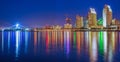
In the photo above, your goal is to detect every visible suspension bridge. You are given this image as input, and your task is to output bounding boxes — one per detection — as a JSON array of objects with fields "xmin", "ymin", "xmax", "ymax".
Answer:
[{"xmin": 0, "ymin": 24, "xmax": 31, "ymax": 31}]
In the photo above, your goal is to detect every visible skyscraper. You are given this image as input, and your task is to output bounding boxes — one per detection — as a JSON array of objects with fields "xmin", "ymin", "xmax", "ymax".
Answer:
[
  {"xmin": 76, "ymin": 15, "xmax": 83, "ymax": 28},
  {"xmin": 88, "ymin": 8, "xmax": 97, "ymax": 27},
  {"xmin": 103, "ymin": 4, "xmax": 112, "ymax": 27}
]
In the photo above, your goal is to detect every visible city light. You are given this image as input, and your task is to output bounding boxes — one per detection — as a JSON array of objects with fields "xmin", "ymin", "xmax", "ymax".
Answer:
[
  {"xmin": 0, "ymin": 4, "xmax": 119, "ymax": 31},
  {"xmin": 0, "ymin": 0, "xmax": 120, "ymax": 61},
  {"xmin": 16, "ymin": 24, "xmax": 19, "ymax": 28}
]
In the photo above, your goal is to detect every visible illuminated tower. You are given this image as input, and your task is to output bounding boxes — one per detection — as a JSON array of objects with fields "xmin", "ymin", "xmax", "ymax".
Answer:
[
  {"xmin": 76, "ymin": 15, "xmax": 83, "ymax": 28},
  {"xmin": 103, "ymin": 4, "xmax": 112, "ymax": 27},
  {"xmin": 64, "ymin": 17, "xmax": 72, "ymax": 28},
  {"xmin": 88, "ymin": 8, "xmax": 97, "ymax": 27}
]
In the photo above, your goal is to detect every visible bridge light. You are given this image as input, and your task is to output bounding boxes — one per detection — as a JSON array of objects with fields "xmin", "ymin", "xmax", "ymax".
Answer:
[
  {"xmin": 16, "ymin": 24, "xmax": 19, "ymax": 28},
  {"xmin": 25, "ymin": 28, "xmax": 30, "ymax": 31}
]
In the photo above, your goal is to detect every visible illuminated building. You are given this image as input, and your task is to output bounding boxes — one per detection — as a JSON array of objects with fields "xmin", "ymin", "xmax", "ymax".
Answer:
[
  {"xmin": 97, "ymin": 18, "xmax": 104, "ymax": 29},
  {"xmin": 64, "ymin": 17, "xmax": 72, "ymax": 29},
  {"xmin": 111, "ymin": 19, "xmax": 115, "ymax": 25},
  {"xmin": 88, "ymin": 8, "xmax": 97, "ymax": 28},
  {"xmin": 111, "ymin": 19, "xmax": 120, "ymax": 29},
  {"xmin": 114, "ymin": 19, "xmax": 120, "ymax": 25},
  {"xmin": 84, "ymin": 18, "xmax": 89, "ymax": 28},
  {"xmin": 43, "ymin": 25, "xmax": 52, "ymax": 29},
  {"xmin": 97, "ymin": 18, "xmax": 103, "ymax": 26},
  {"xmin": 53, "ymin": 25, "xmax": 62, "ymax": 30},
  {"xmin": 103, "ymin": 4, "xmax": 112, "ymax": 27},
  {"xmin": 115, "ymin": 19, "xmax": 120, "ymax": 29},
  {"xmin": 76, "ymin": 15, "xmax": 83, "ymax": 28},
  {"xmin": 64, "ymin": 23, "xmax": 72, "ymax": 29}
]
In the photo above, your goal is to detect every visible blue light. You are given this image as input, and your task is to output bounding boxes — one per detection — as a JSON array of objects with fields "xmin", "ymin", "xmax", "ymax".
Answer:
[
  {"xmin": 25, "ymin": 28, "xmax": 30, "ymax": 31},
  {"xmin": 2, "ymin": 29, "xmax": 4, "ymax": 31},
  {"xmin": 16, "ymin": 24, "xmax": 19, "ymax": 28}
]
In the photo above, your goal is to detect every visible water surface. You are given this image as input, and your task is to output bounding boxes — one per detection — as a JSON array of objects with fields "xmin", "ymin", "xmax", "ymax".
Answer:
[{"xmin": 0, "ymin": 31, "xmax": 120, "ymax": 62}]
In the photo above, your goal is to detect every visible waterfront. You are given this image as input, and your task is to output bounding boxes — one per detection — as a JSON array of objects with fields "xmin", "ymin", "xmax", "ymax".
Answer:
[{"xmin": 0, "ymin": 31, "xmax": 120, "ymax": 62}]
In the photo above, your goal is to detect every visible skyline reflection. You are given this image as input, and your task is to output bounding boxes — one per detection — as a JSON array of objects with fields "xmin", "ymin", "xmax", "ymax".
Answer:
[{"xmin": 0, "ymin": 31, "xmax": 120, "ymax": 62}]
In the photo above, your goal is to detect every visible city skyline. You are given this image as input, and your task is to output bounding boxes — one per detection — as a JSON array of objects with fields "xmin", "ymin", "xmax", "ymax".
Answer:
[
  {"xmin": 0, "ymin": 0, "xmax": 120, "ymax": 27},
  {"xmin": 1, "ymin": 4, "xmax": 120, "ymax": 29},
  {"xmin": 1, "ymin": 1, "xmax": 120, "ymax": 62}
]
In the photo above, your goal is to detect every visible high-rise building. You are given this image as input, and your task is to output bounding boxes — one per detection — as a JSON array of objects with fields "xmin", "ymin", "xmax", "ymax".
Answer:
[
  {"xmin": 64, "ymin": 17, "xmax": 72, "ymax": 29},
  {"xmin": 88, "ymin": 8, "xmax": 97, "ymax": 27},
  {"xmin": 76, "ymin": 15, "xmax": 83, "ymax": 28},
  {"xmin": 103, "ymin": 4, "xmax": 112, "ymax": 27}
]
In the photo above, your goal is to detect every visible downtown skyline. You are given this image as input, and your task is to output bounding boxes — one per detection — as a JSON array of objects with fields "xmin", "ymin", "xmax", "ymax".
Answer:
[
  {"xmin": 1, "ymin": 1, "xmax": 120, "ymax": 62},
  {"xmin": 0, "ymin": 0, "xmax": 120, "ymax": 27},
  {"xmin": 1, "ymin": 4, "xmax": 120, "ymax": 29}
]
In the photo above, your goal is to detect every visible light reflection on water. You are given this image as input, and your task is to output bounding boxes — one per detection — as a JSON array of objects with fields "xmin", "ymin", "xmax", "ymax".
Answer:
[
  {"xmin": 15, "ymin": 31, "xmax": 20, "ymax": 58},
  {"xmin": 2, "ymin": 30, "xmax": 4, "ymax": 52},
  {"xmin": 0, "ymin": 31, "xmax": 120, "ymax": 62},
  {"xmin": 8, "ymin": 32, "xmax": 10, "ymax": 53},
  {"xmin": 34, "ymin": 31, "xmax": 37, "ymax": 54},
  {"xmin": 25, "ymin": 31, "xmax": 28, "ymax": 53}
]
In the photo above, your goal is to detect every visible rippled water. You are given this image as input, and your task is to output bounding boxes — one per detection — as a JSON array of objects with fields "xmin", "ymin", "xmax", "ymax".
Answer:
[{"xmin": 0, "ymin": 31, "xmax": 120, "ymax": 62}]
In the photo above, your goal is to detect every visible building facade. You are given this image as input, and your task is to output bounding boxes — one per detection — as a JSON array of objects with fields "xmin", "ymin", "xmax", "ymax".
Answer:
[
  {"xmin": 76, "ymin": 15, "xmax": 83, "ymax": 28},
  {"xmin": 64, "ymin": 17, "xmax": 72, "ymax": 29},
  {"xmin": 103, "ymin": 4, "xmax": 112, "ymax": 27},
  {"xmin": 88, "ymin": 8, "xmax": 97, "ymax": 28}
]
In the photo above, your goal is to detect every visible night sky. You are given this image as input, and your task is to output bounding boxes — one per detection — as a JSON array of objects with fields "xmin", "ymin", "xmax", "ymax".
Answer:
[{"xmin": 0, "ymin": 0, "xmax": 119, "ymax": 27}]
